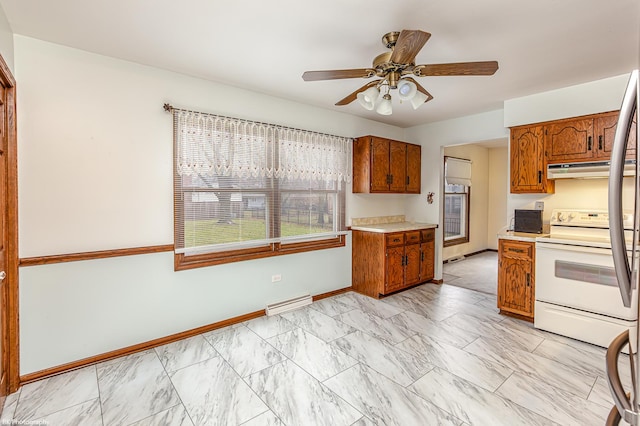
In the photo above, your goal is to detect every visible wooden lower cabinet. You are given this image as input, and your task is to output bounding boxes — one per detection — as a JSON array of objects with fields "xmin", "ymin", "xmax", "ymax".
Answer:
[
  {"xmin": 353, "ymin": 228, "xmax": 436, "ymax": 298},
  {"xmin": 420, "ymin": 229, "xmax": 435, "ymax": 282},
  {"xmin": 498, "ymin": 239, "xmax": 535, "ymax": 321}
]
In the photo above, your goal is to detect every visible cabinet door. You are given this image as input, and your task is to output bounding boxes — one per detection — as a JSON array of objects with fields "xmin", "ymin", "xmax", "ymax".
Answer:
[
  {"xmin": 406, "ymin": 143, "xmax": 421, "ymax": 193},
  {"xmin": 545, "ymin": 118, "xmax": 594, "ymax": 163},
  {"xmin": 420, "ymin": 241, "xmax": 434, "ymax": 282},
  {"xmin": 510, "ymin": 126, "xmax": 552, "ymax": 193},
  {"xmin": 385, "ymin": 246, "xmax": 405, "ymax": 293},
  {"xmin": 370, "ymin": 137, "xmax": 390, "ymax": 192},
  {"xmin": 498, "ymin": 256, "xmax": 533, "ymax": 317},
  {"xmin": 596, "ymin": 111, "xmax": 637, "ymax": 160},
  {"xmin": 404, "ymin": 244, "xmax": 421, "ymax": 286},
  {"xmin": 389, "ymin": 141, "xmax": 407, "ymax": 193}
]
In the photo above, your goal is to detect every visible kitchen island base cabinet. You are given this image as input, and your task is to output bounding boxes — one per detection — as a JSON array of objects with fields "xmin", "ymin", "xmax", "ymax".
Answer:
[
  {"xmin": 498, "ymin": 239, "xmax": 535, "ymax": 321},
  {"xmin": 352, "ymin": 228, "xmax": 435, "ymax": 298}
]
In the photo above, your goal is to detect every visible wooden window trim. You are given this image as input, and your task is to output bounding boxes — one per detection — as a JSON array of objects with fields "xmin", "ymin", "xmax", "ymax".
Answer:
[{"xmin": 174, "ymin": 235, "xmax": 346, "ymax": 271}]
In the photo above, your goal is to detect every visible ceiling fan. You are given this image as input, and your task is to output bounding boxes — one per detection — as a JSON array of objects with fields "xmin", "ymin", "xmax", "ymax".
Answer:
[{"xmin": 302, "ymin": 30, "xmax": 499, "ymax": 114}]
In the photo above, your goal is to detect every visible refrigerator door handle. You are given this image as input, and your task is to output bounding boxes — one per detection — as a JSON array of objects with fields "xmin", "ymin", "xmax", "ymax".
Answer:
[
  {"xmin": 606, "ymin": 330, "xmax": 638, "ymax": 425},
  {"xmin": 609, "ymin": 70, "xmax": 638, "ymax": 308}
]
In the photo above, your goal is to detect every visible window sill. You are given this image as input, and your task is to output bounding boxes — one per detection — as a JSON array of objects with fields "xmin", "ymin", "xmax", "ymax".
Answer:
[
  {"xmin": 174, "ymin": 235, "xmax": 346, "ymax": 271},
  {"xmin": 443, "ymin": 237, "xmax": 469, "ymax": 248}
]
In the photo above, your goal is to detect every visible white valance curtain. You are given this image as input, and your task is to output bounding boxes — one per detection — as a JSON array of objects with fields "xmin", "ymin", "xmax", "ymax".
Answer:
[
  {"xmin": 445, "ymin": 157, "xmax": 472, "ymax": 186},
  {"xmin": 174, "ymin": 109, "xmax": 352, "ymax": 182}
]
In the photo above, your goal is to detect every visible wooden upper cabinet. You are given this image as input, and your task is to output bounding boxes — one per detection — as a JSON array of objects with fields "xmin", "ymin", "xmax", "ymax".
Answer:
[
  {"xmin": 370, "ymin": 137, "xmax": 391, "ymax": 192},
  {"xmin": 509, "ymin": 110, "xmax": 632, "ymax": 194},
  {"xmin": 545, "ymin": 117, "xmax": 594, "ymax": 163},
  {"xmin": 389, "ymin": 141, "xmax": 407, "ymax": 192},
  {"xmin": 353, "ymin": 136, "xmax": 421, "ymax": 193},
  {"xmin": 544, "ymin": 111, "xmax": 634, "ymax": 163},
  {"xmin": 406, "ymin": 143, "xmax": 421, "ymax": 193},
  {"xmin": 596, "ymin": 111, "xmax": 636, "ymax": 160},
  {"xmin": 510, "ymin": 125, "xmax": 554, "ymax": 194}
]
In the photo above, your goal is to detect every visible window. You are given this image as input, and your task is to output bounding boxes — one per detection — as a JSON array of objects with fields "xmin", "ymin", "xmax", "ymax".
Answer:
[
  {"xmin": 443, "ymin": 157, "xmax": 471, "ymax": 247},
  {"xmin": 171, "ymin": 107, "xmax": 351, "ymax": 270}
]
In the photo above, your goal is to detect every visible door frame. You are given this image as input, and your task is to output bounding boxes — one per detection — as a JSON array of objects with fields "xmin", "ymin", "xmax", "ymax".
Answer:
[{"xmin": 0, "ymin": 53, "xmax": 19, "ymax": 395}]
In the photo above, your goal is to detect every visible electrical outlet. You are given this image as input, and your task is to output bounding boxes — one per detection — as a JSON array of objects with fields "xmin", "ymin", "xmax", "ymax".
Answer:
[
  {"xmin": 271, "ymin": 274, "xmax": 282, "ymax": 283},
  {"xmin": 534, "ymin": 201, "xmax": 544, "ymax": 211}
]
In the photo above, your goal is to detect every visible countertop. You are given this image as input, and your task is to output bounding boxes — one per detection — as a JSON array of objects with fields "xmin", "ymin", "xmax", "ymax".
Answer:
[
  {"xmin": 498, "ymin": 231, "xmax": 550, "ymax": 242},
  {"xmin": 351, "ymin": 222, "xmax": 438, "ymax": 233}
]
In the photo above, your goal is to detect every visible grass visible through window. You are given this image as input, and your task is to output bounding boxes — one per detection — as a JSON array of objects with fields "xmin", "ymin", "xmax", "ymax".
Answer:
[{"xmin": 183, "ymin": 216, "xmax": 333, "ymax": 247}]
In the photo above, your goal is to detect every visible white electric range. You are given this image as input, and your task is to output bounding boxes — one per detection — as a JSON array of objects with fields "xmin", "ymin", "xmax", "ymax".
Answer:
[{"xmin": 534, "ymin": 209, "xmax": 638, "ymax": 349}]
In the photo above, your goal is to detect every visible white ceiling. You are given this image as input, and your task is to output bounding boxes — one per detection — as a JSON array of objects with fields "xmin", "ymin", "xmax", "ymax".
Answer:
[{"xmin": 1, "ymin": 0, "xmax": 638, "ymax": 128}]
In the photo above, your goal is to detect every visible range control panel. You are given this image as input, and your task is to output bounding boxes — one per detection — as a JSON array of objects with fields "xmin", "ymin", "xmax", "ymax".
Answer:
[{"xmin": 550, "ymin": 209, "xmax": 632, "ymax": 228}]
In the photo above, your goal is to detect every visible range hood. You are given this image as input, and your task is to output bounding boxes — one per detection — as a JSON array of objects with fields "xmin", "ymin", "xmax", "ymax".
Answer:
[{"xmin": 547, "ymin": 160, "xmax": 636, "ymax": 179}]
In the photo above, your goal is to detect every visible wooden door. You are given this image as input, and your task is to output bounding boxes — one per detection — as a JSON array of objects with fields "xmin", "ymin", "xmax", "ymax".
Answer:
[
  {"xmin": 405, "ymin": 144, "xmax": 421, "ymax": 193},
  {"xmin": 419, "ymin": 241, "xmax": 434, "ymax": 282},
  {"xmin": 545, "ymin": 118, "xmax": 594, "ymax": 162},
  {"xmin": 596, "ymin": 111, "xmax": 637, "ymax": 160},
  {"xmin": 388, "ymin": 141, "xmax": 407, "ymax": 193},
  {"xmin": 385, "ymin": 246, "xmax": 405, "ymax": 293},
  {"xmin": 0, "ymin": 56, "xmax": 16, "ymax": 398},
  {"xmin": 404, "ymin": 244, "xmax": 421, "ymax": 286},
  {"xmin": 370, "ymin": 137, "xmax": 390, "ymax": 192},
  {"xmin": 510, "ymin": 126, "xmax": 550, "ymax": 193},
  {"xmin": 498, "ymin": 256, "xmax": 533, "ymax": 316}
]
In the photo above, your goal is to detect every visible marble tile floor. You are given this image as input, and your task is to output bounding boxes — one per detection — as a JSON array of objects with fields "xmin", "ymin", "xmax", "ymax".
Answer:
[
  {"xmin": 443, "ymin": 251, "xmax": 498, "ymax": 295},
  {"xmin": 3, "ymin": 283, "xmax": 625, "ymax": 426}
]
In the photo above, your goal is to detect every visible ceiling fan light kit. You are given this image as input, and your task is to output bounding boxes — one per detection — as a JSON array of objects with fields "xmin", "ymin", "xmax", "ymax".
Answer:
[
  {"xmin": 357, "ymin": 86, "xmax": 380, "ymax": 110},
  {"xmin": 409, "ymin": 90, "xmax": 429, "ymax": 110},
  {"xmin": 376, "ymin": 93, "xmax": 393, "ymax": 115},
  {"xmin": 397, "ymin": 80, "xmax": 417, "ymax": 100},
  {"xmin": 302, "ymin": 29, "xmax": 499, "ymax": 115}
]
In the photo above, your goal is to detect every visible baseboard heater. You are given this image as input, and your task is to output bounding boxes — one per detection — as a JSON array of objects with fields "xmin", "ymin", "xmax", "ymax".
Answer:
[{"xmin": 265, "ymin": 294, "xmax": 312, "ymax": 316}]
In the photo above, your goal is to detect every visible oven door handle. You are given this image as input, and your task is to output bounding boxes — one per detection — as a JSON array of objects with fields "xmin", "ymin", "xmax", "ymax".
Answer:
[{"xmin": 608, "ymin": 70, "xmax": 637, "ymax": 309}]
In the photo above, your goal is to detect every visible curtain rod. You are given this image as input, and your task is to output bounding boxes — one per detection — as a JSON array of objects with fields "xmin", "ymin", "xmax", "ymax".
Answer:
[{"xmin": 163, "ymin": 103, "xmax": 352, "ymax": 141}]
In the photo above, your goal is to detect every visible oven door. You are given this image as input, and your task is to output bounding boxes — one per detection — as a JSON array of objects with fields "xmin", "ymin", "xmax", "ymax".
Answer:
[{"xmin": 536, "ymin": 242, "xmax": 638, "ymax": 321}]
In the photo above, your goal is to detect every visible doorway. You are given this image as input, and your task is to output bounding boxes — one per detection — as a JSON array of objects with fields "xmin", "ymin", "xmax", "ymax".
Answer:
[{"xmin": 441, "ymin": 139, "xmax": 507, "ymax": 296}]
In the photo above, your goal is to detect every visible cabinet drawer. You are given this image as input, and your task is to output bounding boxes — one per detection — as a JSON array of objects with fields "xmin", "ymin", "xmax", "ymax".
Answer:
[
  {"xmin": 405, "ymin": 231, "xmax": 421, "ymax": 245},
  {"xmin": 421, "ymin": 229, "xmax": 435, "ymax": 242},
  {"xmin": 386, "ymin": 233, "xmax": 405, "ymax": 247},
  {"xmin": 500, "ymin": 240, "xmax": 533, "ymax": 259}
]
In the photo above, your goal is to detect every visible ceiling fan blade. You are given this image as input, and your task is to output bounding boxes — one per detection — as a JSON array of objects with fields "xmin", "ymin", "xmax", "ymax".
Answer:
[
  {"xmin": 389, "ymin": 30, "xmax": 431, "ymax": 64},
  {"xmin": 302, "ymin": 68, "xmax": 375, "ymax": 81},
  {"xmin": 335, "ymin": 81, "xmax": 380, "ymax": 106},
  {"xmin": 415, "ymin": 61, "xmax": 499, "ymax": 76},
  {"xmin": 403, "ymin": 77, "xmax": 434, "ymax": 103}
]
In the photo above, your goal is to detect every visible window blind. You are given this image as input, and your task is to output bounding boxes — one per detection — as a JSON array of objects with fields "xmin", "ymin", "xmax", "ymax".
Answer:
[
  {"xmin": 171, "ymin": 107, "xmax": 352, "ymax": 256},
  {"xmin": 445, "ymin": 157, "xmax": 472, "ymax": 186}
]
